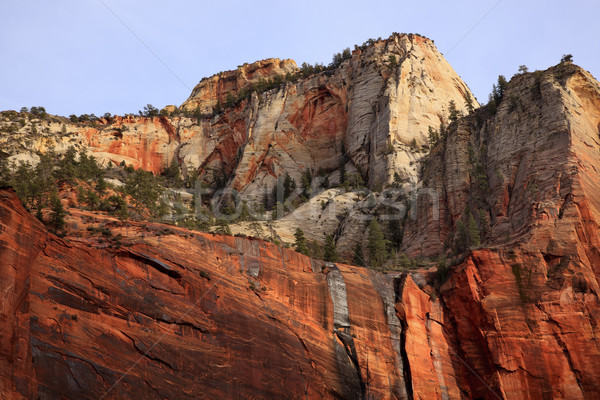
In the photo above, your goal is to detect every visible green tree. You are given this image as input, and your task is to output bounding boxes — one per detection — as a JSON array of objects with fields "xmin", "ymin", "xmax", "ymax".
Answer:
[
  {"xmin": 294, "ymin": 227, "xmax": 308, "ymax": 255},
  {"xmin": 560, "ymin": 54, "xmax": 573, "ymax": 63},
  {"xmin": 491, "ymin": 75, "xmax": 508, "ymax": 104},
  {"xmin": 301, "ymin": 169, "xmax": 312, "ymax": 199},
  {"xmin": 161, "ymin": 158, "xmax": 182, "ymax": 187},
  {"xmin": 464, "ymin": 92, "xmax": 475, "ymax": 113},
  {"xmin": 454, "ymin": 220, "xmax": 468, "ymax": 253},
  {"xmin": 308, "ymin": 239, "xmax": 323, "ymax": 260},
  {"xmin": 367, "ymin": 218, "xmax": 389, "ymax": 268},
  {"xmin": 387, "ymin": 55, "xmax": 398, "ymax": 70},
  {"xmin": 124, "ymin": 168, "xmax": 164, "ymax": 211},
  {"xmin": 428, "ymin": 126, "xmax": 439, "ymax": 146},
  {"xmin": 353, "ymin": 244, "xmax": 365, "ymax": 267},
  {"xmin": 140, "ymin": 104, "xmax": 159, "ymax": 117},
  {"xmin": 0, "ymin": 159, "xmax": 10, "ymax": 186},
  {"xmin": 323, "ymin": 234, "xmax": 338, "ymax": 262},
  {"xmin": 448, "ymin": 100, "xmax": 462, "ymax": 123},
  {"xmin": 239, "ymin": 202, "xmax": 252, "ymax": 222},
  {"xmin": 49, "ymin": 188, "xmax": 66, "ymax": 233},
  {"xmin": 215, "ymin": 219, "xmax": 232, "ymax": 235},
  {"xmin": 518, "ymin": 65, "xmax": 528, "ymax": 74},
  {"xmin": 467, "ymin": 213, "xmax": 481, "ymax": 246},
  {"xmin": 96, "ymin": 176, "xmax": 107, "ymax": 193},
  {"xmin": 225, "ymin": 92, "xmax": 236, "ymax": 108},
  {"xmin": 283, "ymin": 173, "xmax": 295, "ymax": 201}
]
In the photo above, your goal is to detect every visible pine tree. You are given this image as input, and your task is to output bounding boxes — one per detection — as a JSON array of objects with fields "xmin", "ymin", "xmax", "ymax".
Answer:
[
  {"xmin": 301, "ymin": 169, "xmax": 312, "ymax": 199},
  {"xmin": 464, "ymin": 93, "xmax": 475, "ymax": 114},
  {"xmin": 448, "ymin": 100, "xmax": 462, "ymax": 123},
  {"xmin": 294, "ymin": 227, "xmax": 308, "ymax": 255},
  {"xmin": 323, "ymin": 234, "xmax": 338, "ymax": 262},
  {"xmin": 283, "ymin": 173, "xmax": 295, "ymax": 201},
  {"xmin": 240, "ymin": 202, "xmax": 251, "ymax": 221},
  {"xmin": 467, "ymin": 213, "xmax": 481, "ymax": 247},
  {"xmin": 428, "ymin": 126, "xmax": 440, "ymax": 146},
  {"xmin": 308, "ymin": 239, "xmax": 323, "ymax": 260},
  {"xmin": 49, "ymin": 188, "xmax": 66, "ymax": 233},
  {"xmin": 96, "ymin": 176, "xmax": 107, "ymax": 193},
  {"xmin": 353, "ymin": 244, "xmax": 365, "ymax": 267},
  {"xmin": 454, "ymin": 219, "xmax": 469, "ymax": 253},
  {"xmin": 367, "ymin": 218, "xmax": 389, "ymax": 268}
]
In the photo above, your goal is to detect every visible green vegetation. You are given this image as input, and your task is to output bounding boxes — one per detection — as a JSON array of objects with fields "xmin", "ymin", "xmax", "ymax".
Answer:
[
  {"xmin": 139, "ymin": 104, "xmax": 159, "ymax": 117},
  {"xmin": 124, "ymin": 169, "xmax": 165, "ymax": 211},
  {"xmin": 428, "ymin": 126, "xmax": 440, "ymax": 146},
  {"xmin": 353, "ymin": 244, "xmax": 366, "ymax": 267},
  {"xmin": 448, "ymin": 100, "xmax": 462, "ymax": 123},
  {"xmin": 560, "ymin": 54, "xmax": 573, "ymax": 64},
  {"xmin": 49, "ymin": 188, "xmax": 66, "ymax": 233},
  {"xmin": 367, "ymin": 218, "xmax": 390, "ymax": 269},
  {"xmin": 467, "ymin": 213, "xmax": 481, "ymax": 247},
  {"xmin": 294, "ymin": 227, "xmax": 308, "ymax": 255},
  {"xmin": 323, "ymin": 234, "xmax": 338, "ymax": 262},
  {"xmin": 463, "ymin": 92, "xmax": 475, "ymax": 114}
]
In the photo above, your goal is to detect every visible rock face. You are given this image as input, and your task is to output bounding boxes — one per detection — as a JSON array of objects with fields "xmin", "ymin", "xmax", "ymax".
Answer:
[
  {"xmin": 179, "ymin": 58, "xmax": 298, "ymax": 114},
  {"xmin": 0, "ymin": 188, "xmax": 439, "ymax": 399},
  {"xmin": 402, "ymin": 62, "xmax": 600, "ymax": 258},
  {"xmin": 2, "ymin": 38, "xmax": 600, "ymax": 399},
  {"xmin": 2, "ymin": 80, "xmax": 600, "ymax": 397},
  {"xmin": 0, "ymin": 33, "xmax": 477, "ymax": 251},
  {"xmin": 0, "ymin": 34, "xmax": 474, "ymax": 192}
]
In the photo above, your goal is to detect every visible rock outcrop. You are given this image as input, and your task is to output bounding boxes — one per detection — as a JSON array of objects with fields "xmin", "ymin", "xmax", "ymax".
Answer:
[{"xmin": 179, "ymin": 58, "xmax": 298, "ymax": 114}]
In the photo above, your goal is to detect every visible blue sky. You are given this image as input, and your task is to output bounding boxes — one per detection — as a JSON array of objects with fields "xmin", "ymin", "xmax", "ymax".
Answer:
[{"xmin": 1, "ymin": 0, "xmax": 598, "ymax": 116}]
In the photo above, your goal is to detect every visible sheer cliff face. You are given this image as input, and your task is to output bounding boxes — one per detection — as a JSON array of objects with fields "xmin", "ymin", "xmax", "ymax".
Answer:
[
  {"xmin": 399, "ymin": 63, "xmax": 600, "ymax": 398},
  {"xmin": 0, "ymin": 188, "xmax": 461, "ymax": 400},
  {"xmin": 223, "ymin": 34, "xmax": 475, "ymax": 196},
  {"xmin": 402, "ymin": 63, "xmax": 600, "ymax": 258}
]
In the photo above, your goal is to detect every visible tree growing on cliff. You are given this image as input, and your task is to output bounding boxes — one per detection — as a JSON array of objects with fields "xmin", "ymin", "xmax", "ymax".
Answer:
[
  {"xmin": 560, "ymin": 54, "xmax": 573, "ymax": 64},
  {"xmin": 454, "ymin": 219, "xmax": 468, "ymax": 253},
  {"xmin": 448, "ymin": 100, "xmax": 462, "ymax": 123},
  {"xmin": 140, "ymin": 104, "xmax": 159, "ymax": 117},
  {"xmin": 367, "ymin": 218, "xmax": 389, "ymax": 268},
  {"xmin": 353, "ymin": 244, "xmax": 366, "ymax": 267},
  {"xmin": 467, "ymin": 213, "xmax": 481, "ymax": 247},
  {"xmin": 283, "ymin": 173, "xmax": 296, "ymax": 201},
  {"xmin": 323, "ymin": 234, "xmax": 338, "ymax": 262},
  {"xmin": 49, "ymin": 188, "xmax": 66, "ymax": 233},
  {"xmin": 464, "ymin": 92, "xmax": 475, "ymax": 114},
  {"xmin": 294, "ymin": 227, "xmax": 308, "ymax": 255},
  {"xmin": 491, "ymin": 75, "xmax": 508, "ymax": 105},
  {"xmin": 301, "ymin": 169, "xmax": 312, "ymax": 199},
  {"xmin": 428, "ymin": 126, "xmax": 440, "ymax": 146}
]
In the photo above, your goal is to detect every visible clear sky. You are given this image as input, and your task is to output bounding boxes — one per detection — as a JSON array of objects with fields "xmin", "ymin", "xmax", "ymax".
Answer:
[{"xmin": 1, "ymin": 0, "xmax": 598, "ymax": 116}]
